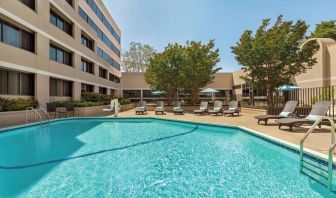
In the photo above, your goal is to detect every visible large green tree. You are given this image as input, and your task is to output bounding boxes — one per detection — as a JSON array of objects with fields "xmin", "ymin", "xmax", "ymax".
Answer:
[
  {"xmin": 310, "ymin": 20, "xmax": 336, "ymax": 40},
  {"xmin": 145, "ymin": 40, "xmax": 220, "ymax": 104},
  {"xmin": 145, "ymin": 44, "xmax": 185, "ymax": 102},
  {"xmin": 182, "ymin": 40, "xmax": 220, "ymax": 104},
  {"xmin": 122, "ymin": 42, "xmax": 156, "ymax": 72},
  {"xmin": 231, "ymin": 15, "xmax": 317, "ymax": 106}
]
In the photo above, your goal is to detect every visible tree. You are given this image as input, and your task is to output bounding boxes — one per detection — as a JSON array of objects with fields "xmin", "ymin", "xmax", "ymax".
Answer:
[
  {"xmin": 182, "ymin": 40, "xmax": 220, "ymax": 104},
  {"xmin": 145, "ymin": 40, "xmax": 220, "ymax": 104},
  {"xmin": 122, "ymin": 42, "xmax": 156, "ymax": 72},
  {"xmin": 231, "ymin": 15, "xmax": 317, "ymax": 106},
  {"xmin": 145, "ymin": 44, "xmax": 185, "ymax": 102},
  {"xmin": 310, "ymin": 20, "xmax": 336, "ymax": 40}
]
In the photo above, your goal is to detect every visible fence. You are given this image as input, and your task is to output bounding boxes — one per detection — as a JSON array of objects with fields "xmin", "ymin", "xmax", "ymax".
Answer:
[{"xmin": 268, "ymin": 86, "xmax": 336, "ymax": 119}]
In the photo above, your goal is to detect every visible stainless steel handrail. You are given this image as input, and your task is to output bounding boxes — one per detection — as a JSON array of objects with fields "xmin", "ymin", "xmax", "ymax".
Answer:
[
  {"xmin": 36, "ymin": 106, "xmax": 50, "ymax": 124},
  {"xmin": 25, "ymin": 107, "xmax": 43, "ymax": 126},
  {"xmin": 300, "ymin": 116, "xmax": 335, "ymax": 191}
]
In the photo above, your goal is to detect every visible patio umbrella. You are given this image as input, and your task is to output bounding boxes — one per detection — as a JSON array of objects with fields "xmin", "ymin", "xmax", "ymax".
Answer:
[
  {"xmin": 200, "ymin": 88, "xmax": 220, "ymax": 94},
  {"xmin": 276, "ymin": 85, "xmax": 303, "ymax": 92},
  {"xmin": 152, "ymin": 91, "xmax": 164, "ymax": 96},
  {"xmin": 200, "ymin": 88, "xmax": 219, "ymax": 102}
]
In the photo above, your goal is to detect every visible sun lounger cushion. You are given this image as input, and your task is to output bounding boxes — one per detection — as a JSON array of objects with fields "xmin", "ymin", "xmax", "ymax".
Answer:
[
  {"xmin": 305, "ymin": 115, "xmax": 322, "ymax": 121},
  {"xmin": 229, "ymin": 107, "xmax": 237, "ymax": 111},
  {"xmin": 157, "ymin": 107, "xmax": 163, "ymax": 110},
  {"xmin": 214, "ymin": 107, "xmax": 221, "ymax": 111},
  {"xmin": 174, "ymin": 107, "xmax": 180, "ymax": 110},
  {"xmin": 279, "ymin": 112, "xmax": 291, "ymax": 117},
  {"xmin": 200, "ymin": 107, "xmax": 206, "ymax": 110},
  {"xmin": 138, "ymin": 107, "xmax": 145, "ymax": 110}
]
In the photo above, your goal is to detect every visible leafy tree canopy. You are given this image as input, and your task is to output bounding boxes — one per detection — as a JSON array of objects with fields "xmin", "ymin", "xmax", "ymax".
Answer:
[
  {"xmin": 310, "ymin": 20, "xmax": 336, "ymax": 40},
  {"xmin": 231, "ymin": 15, "xmax": 317, "ymax": 106},
  {"xmin": 122, "ymin": 42, "xmax": 156, "ymax": 72},
  {"xmin": 145, "ymin": 40, "xmax": 220, "ymax": 104}
]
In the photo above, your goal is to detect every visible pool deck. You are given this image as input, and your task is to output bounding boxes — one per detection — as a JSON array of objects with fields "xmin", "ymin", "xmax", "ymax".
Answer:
[{"xmin": 114, "ymin": 109, "xmax": 334, "ymax": 155}]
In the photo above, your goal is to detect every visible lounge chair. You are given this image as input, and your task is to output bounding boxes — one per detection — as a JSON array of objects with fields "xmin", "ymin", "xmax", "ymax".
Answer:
[
  {"xmin": 173, "ymin": 101, "xmax": 184, "ymax": 115},
  {"xmin": 155, "ymin": 101, "xmax": 165, "ymax": 115},
  {"xmin": 135, "ymin": 101, "xmax": 146, "ymax": 115},
  {"xmin": 275, "ymin": 101, "xmax": 331, "ymax": 131},
  {"xmin": 255, "ymin": 100, "xmax": 298, "ymax": 125},
  {"xmin": 224, "ymin": 101, "xmax": 240, "ymax": 116},
  {"xmin": 194, "ymin": 101, "xmax": 208, "ymax": 115},
  {"xmin": 208, "ymin": 100, "xmax": 223, "ymax": 115},
  {"xmin": 103, "ymin": 100, "xmax": 114, "ymax": 112}
]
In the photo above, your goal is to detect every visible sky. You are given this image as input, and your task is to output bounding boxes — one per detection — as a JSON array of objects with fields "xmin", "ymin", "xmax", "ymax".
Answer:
[{"xmin": 103, "ymin": 0, "xmax": 336, "ymax": 72}]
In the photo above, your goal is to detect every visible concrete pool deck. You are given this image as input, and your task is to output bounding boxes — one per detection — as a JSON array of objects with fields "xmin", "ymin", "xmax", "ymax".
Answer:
[{"xmin": 114, "ymin": 109, "xmax": 335, "ymax": 155}]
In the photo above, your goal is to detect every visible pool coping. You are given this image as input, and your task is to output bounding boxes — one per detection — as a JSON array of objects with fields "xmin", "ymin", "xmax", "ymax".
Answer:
[{"xmin": 0, "ymin": 116, "xmax": 334, "ymax": 167}]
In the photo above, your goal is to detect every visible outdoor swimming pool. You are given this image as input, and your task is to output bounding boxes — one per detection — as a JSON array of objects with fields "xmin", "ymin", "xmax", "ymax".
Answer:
[{"xmin": 0, "ymin": 118, "xmax": 334, "ymax": 197}]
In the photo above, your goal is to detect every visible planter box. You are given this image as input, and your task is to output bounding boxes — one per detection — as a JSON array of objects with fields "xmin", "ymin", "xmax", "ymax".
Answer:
[{"xmin": 0, "ymin": 103, "xmax": 136, "ymax": 128}]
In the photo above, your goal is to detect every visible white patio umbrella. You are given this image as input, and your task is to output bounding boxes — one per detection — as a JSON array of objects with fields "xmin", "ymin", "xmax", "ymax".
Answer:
[
  {"xmin": 276, "ymin": 85, "xmax": 303, "ymax": 92},
  {"xmin": 200, "ymin": 88, "xmax": 219, "ymax": 102},
  {"xmin": 152, "ymin": 90, "xmax": 164, "ymax": 96}
]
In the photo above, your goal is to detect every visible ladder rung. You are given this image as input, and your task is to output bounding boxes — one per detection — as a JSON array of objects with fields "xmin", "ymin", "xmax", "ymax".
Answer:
[
  {"xmin": 302, "ymin": 165, "xmax": 328, "ymax": 179},
  {"xmin": 301, "ymin": 169, "xmax": 328, "ymax": 187},
  {"xmin": 302, "ymin": 159, "xmax": 328, "ymax": 172}
]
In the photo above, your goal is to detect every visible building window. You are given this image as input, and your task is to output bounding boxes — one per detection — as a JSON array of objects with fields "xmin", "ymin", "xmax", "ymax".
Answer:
[
  {"xmin": 84, "ymin": 0, "xmax": 121, "ymax": 44},
  {"xmin": 97, "ymin": 47, "xmax": 120, "ymax": 70},
  {"xmin": 81, "ymin": 33, "xmax": 93, "ymax": 50},
  {"xmin": 50, "ymin": 44, "xmax": 72, "ymax": 66},
  {"xmin": 65, "ymin": 0, "xmax": 72, "ymax": 6},
  {"xmin": 0, "ymin": 69, "xmax": 34, "ymax": 95},
  {"xmin": 99, "ymin": 87, "xmax": 107, "ymax": 95},
  {"xmin": 78, "ymin": 7, "xmax": 120, "ymax": 57},
  {"xmin": 109, "ymin": 73, "xmax": 120, "ymax": 83},
  {"xmin": 110, "ymin": 89, "xmax": 115, "ymax": 96},
  {"xmin": 50, "ymin": 10, "xmax": 72, "ymax": 36},
  {"xmin": 123, "ymin": 90, "xmax": 141, "ymax": 98},
  {"xmin": 81, "ymin": 61, "xmax": 93, "ymax": 73},
  {"xmin": 50, "ymin": 78, "xmax": 72, "ymax": 97},
  {"xmin": 0, "ymin": 19, "xmax": 35, "ymax": 52},
  {"xmin": 99, "ymin": 67, "xmax": 107, "ymax": 79},
  {"xmin": 81, "ymin": 83, "xmax": 94, "ymax": 93},
  {"xmin": 18, "ymin": 0, "xmax": 35, "ymax": 10},
  {"xmin": 81, "ymin": 59, "xmax": 94, "ymax": 74}
]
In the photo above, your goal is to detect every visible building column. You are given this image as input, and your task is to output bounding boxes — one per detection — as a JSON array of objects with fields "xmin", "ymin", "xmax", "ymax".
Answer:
[
  {"xmin": 35, "ymin": 74, "xmax": 49, "ymax": 108},
  {"xmin": 73, "ymin": 81, "xmax": 81, "ymax": 101},
  {"xmin": 140, "ymin": 89, "xmax": 143, "ymax": 101},
  {"xmin": 94, "ymin": 86, "xmax": 99, "ymax": 93}
]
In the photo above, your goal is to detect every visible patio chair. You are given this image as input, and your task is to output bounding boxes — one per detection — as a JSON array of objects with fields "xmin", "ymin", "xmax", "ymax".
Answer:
[
  {"xmin": 135, "ymin": 101, "xmax": 146, "ymax": 115},
  {"xmin": 173, "ymin": 101, "xmax": 184, "ymax": 115},
  {"xmin": 208, "ymin": 100, "xmax": 223, "ymax": 115},
  {"xmin": 66, "ymin": 103, "xmax": 79, "ymax": 117},
  {"xmin": 255, "ymin": 100, "xmax": 298, "ymax": 125},
  {"xmin": 223, "ymin": 101, "xmax": 240, "ymax": 116},
  {"xmin": 155, "ymin": 101, "xmax": 165, "ymax": 115},
  {"xmin": 275, "ymin": 101, "xmax": 331, "ymax": 131},
  {"xmin": 194, "ymin": 101, "xmax": 208, "ymax": 115},
  {"xmin": 46, "ymin": 103, "xmax": 57, "ymax": 117}
]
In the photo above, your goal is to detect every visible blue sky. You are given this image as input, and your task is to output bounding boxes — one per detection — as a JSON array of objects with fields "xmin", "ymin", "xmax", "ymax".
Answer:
[{"xmin": 103, "ymin": 0, "xmax": 336, "ymax": 72}]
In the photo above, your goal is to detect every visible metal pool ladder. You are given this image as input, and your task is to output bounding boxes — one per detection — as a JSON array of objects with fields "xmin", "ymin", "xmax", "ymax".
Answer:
[
  {"xmin": 300, "ymin": 116, "xmax": 335, "ymax": 191},
  {"xmin": 25, "ymin": 107, "xmax": 50, "ymax": 126}
]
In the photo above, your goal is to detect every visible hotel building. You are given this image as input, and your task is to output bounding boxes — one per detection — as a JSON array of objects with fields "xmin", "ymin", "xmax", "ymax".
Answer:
[{"xmin": 0, "ymin": 0, "xmax": 121, "ymax": 107}]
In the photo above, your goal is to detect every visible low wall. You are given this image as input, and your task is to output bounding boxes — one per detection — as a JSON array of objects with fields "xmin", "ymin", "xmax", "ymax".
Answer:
[{"xmin": 0, "ymin": 103, "xmax": 135, "ymax": 128}]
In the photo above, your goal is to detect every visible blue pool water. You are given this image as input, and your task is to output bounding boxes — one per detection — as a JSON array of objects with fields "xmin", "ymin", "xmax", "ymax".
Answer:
[{"xmin": 0, "ymin": 118, "xmax": 334, "ymax": 197}]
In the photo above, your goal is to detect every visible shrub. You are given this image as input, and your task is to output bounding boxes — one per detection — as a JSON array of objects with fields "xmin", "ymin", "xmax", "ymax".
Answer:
[{"xmin": 0, "ymin": 97, "xmax": 38, "ymax": 112}]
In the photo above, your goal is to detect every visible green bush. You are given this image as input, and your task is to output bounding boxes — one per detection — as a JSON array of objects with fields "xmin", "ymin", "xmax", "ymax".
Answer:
[{"xmin": 0, "ymin": 97, "xmax": 38, "ymax": 112}]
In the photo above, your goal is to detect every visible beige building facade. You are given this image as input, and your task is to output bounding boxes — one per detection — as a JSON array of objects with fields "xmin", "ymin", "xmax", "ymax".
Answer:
[{"xmin": 0, "ymin": 0, "xmax": 121, "ymax": 107}]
